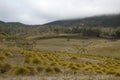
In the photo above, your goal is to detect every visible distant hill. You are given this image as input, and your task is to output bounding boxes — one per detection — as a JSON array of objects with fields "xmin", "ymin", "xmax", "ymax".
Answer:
[
  {"xmin": 44, "ymin": 14, "xmax": 120, "ymax": 27},
  {"xmin": 0, "ymin": 20, "xmax": 26, "ymax": 26},
  {"xmin": 6, "ymin": 22, "xmax": 26, "ymax": 26},
  {"xmin": 1, "ymin": 14, "xmax": 120, "ymax": 27},
  {"xmin": 0, "ymin": 21, "xmax": 29, "ymax": 37},
  {"xmin": 0, "ymin": 21, "xmax": 5, "ymax": 24}
]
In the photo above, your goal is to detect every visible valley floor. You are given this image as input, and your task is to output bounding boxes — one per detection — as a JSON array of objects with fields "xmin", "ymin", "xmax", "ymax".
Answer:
[{"xmin": 0, "ymin": 38, "xmax": 120, "ymax": 80}]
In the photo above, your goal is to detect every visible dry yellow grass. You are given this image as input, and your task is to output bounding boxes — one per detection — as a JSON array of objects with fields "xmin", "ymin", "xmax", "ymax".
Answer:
[{"xmin": 0, "ymin": 38, "xmax": 120, "ymax": 80}]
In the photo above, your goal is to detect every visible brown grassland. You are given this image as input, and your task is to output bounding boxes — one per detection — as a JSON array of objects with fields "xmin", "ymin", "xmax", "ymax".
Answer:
[{"xmin": 0, "ymin": 37, "xmax": 120, "ymax": 80}]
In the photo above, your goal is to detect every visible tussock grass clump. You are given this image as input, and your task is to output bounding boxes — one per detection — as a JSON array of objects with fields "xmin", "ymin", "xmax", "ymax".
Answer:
[
  {"xmin": 48, "ymin": 57, "xmax": 54, "ymax": 61},
  {"xmin": 36, "ymin": 66, "xmax": 45, "ymax": 72},
  {"xmin": 26, "ymin": 66, "xmax": 37, "ymax": 75},
  {"xmin": 0, "ymin": 48, "xmax": 120, "ymax": 76},
  {"xmin": 54, "ymin": 67, "xmax": 63, "ymax": 73},
  {"xmin": 0, "ymin": 62, "xmax": 13, "ymax": 74},
  {"xmin": 24, "ymin": 57, "xmax": 32, "ymax": 63},
  {"xmin": 45, "ymin": 67, "xmax": 54, "ymax": 73},
  {"xmin": 112, "ymin": 69, "xmax": 120, "ymax": 76},
  {"xmin": 50, "ymin": 62, "xmax": 59, "ymax": 66},
  {"xmin": 4, "ymin": 52, "xmax": 13, "ymax": 57},
  {"xmin": 95, "ymin": 70, "xmax": 104, "ymax": 74},
  {"xmin": 61, "ymin": 63, "xmax": 68, "ymax": 66},
  {"xmin": 106, "ymin": 70, "xmax": 116, "ymax": 75},
  {"xmin": 71, "ymin": 56, "xmax": 78, "ymax": 60},
  {"xmin": 115, "ymin": 72, "xmax": 120, "ymax": 76},
  {"xmin": 13, "ymin": 66, "xmax": 30, "ymax": 75},
  {"xmin": 32, "ymin": 57, "xmax": 42, "ymax": 64},
  {"xmin": 69, "ymin": 65, "xmax": 79, "ymax": 70},
  {"xmin": 0, "ymin": 55, "xmax": 6, "ymax": 61}
]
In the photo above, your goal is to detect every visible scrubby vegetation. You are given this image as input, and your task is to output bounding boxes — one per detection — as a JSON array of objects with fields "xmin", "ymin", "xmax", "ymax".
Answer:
[{"xmin": 0, "ymin": 18, "xmax": 120, "ymax": 40}]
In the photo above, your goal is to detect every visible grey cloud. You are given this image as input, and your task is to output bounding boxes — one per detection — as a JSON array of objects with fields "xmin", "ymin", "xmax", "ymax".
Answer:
[{"xmin": 0, "ymin": 0, "xmax": 120, "ymax": 24}]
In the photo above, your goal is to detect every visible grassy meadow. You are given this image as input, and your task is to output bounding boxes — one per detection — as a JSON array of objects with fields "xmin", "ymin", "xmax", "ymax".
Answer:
[{"xmin": 0, "ymin": 36, "xmax": 120, "ymax": 80}]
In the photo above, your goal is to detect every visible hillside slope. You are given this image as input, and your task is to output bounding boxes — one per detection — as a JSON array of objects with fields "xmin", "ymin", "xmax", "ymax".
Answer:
[
  {"xmin": 0, "ymin": 21, "xmax": 5, "ymax": 24},
  {"xmin": 44, "ymin": 14, "xmax": 120, "ymax": 27}
]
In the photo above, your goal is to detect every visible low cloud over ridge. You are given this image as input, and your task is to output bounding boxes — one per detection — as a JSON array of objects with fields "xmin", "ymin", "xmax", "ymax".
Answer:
[{"xmin": 0, "ymin": 0, "xmax": 120, "ymax": 24}]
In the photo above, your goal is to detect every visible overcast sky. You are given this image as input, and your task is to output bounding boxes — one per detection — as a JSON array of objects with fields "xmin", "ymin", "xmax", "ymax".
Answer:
[{"xmin": 0, "ymin": 0, "xmax": 120, "ymax": 24}]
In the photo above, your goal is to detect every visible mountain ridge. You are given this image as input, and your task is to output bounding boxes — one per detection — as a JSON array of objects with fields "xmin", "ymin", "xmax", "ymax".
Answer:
[
  {"xmin": 0, "ymin": 21, "xmax": 5, "ymax": 24},
  {"xmin": 44, "ymin": 14, "xmax": 120, "ymax": 27},
  {"xmin": 0, "ymin": 14, "xmax": 120, "ymax": 27}
]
